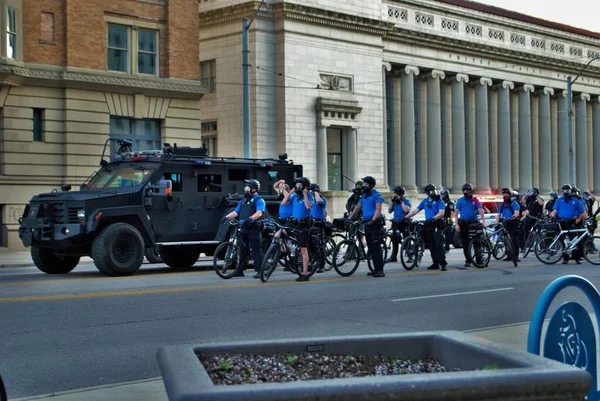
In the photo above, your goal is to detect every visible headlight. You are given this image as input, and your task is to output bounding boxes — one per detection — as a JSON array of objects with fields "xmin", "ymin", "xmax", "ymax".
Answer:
[{"xmin": 77, "ymin": 210, "xmax": 85, "ymax": 220}]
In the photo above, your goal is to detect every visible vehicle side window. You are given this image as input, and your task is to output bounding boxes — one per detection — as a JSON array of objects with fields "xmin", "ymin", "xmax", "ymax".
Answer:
[
  {"xmin": 197, "ymin": 174, "xmax": 222, "ymax": 192},
  {"xmin": 163, "ymin": 173, "xmax": 183, "ymax": 192}
]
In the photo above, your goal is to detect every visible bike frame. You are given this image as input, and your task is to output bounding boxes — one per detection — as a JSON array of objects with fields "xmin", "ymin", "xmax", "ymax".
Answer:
[{"xmin": 547, "ymin": 224, "xmax": 590, "ymax": 253}]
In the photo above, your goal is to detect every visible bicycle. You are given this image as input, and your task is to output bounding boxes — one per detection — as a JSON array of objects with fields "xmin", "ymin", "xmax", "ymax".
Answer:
[
  {"xmin": 331, "ymin": 219, "xmax": 388, "ymax": 277},
  {"xmin": 485, "ymin": 226, "xmax": 506, "ymax": 260},
  {"xmin": 465, "ymin": 221, "xmax": 491, "ymax": 268},
  {"xmin": 534, "ymin": 218, "xmax": 600, "ymax": 265},
  {"xmin": 279, "ymin": 218, "xmax": 324, "ymax": 279},
  {"xmin": 521, "ymin": 215, "xmax": 549, "ymax": 258},
  {"xmin": 212, "ymin": 219, "xmax": 265, "ymax": 279},
  {"xmin": 494, "ymin": 220, "xmax": 519, "ymax": 266},
  {"xmin": 260, "ymin": 220, "xmax": 301, "ymax": 282},
  {"xmin": 400, "ymin": 221, "xmax": 426, "ymax": 270},
  {"xmin": 322, "ymin": 220, "xmax": 347, "ymax": 270}
]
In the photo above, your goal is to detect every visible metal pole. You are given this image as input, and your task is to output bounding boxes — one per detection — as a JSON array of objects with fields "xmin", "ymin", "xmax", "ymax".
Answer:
[
  {"xmin": 242, "ymin": 18, "xmax": 250, "ymax": 158},
  {"xmin": 567, "ymin": 75, "xmax": 574, "ymax": 185}
]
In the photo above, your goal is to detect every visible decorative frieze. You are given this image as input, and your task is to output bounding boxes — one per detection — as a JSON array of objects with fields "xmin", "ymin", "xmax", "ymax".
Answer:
[
  {"xmin": 319, "ymin": 74, "xmax": 352, "ymax": 92},
  {"xmin": 510, "ymin": 33, "xmax": 525, "ymax": 46},
  {"xmin": 488, "ymin": 28, "xmax": 504, "ymax": 41},
  {"xmin": 570, "ymin": 46, "xmax": 583, "ymax": 57},
  {"xmin": 387, "ymin": 6, "xmax": 407, "ymax": 22},
  {"xmin": 465, "ymin": 23, "xmax": 482, "ymax": 37}
]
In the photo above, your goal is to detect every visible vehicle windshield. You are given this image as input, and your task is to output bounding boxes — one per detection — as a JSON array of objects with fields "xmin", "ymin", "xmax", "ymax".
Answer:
[{"xmin": 85, "ymin": 165, "xmax": 155, "ymax": 189}]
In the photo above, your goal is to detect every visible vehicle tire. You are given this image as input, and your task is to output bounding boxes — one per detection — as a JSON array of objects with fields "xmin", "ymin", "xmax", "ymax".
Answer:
[
  {"xmin": 452, "ymin": 230, "xmax": 462, "ymax": 249},
  {"xmin": 213, "ymin": 242, "xmax": 238, "ymax": 279},
  {"xmin": 468, "ymin": 237, "xmax": 491, "ymax": 268},
  {"xmin": 260, "ymin": 243, "xmax": 280, "ymax": 282},
  {"xmin": 161, "ymin": 246, "xmax": 200, "ymax": 269},
  {"xmin": 31, "ymin": 246, "xmax": 79, "ymax": 274},
  {"xmin": 91, "ymin": 223, "xmax": 145, "ymax": 276},
  {"xmin": 400, "ymin": 236, "xmax": 419, "ymax": 271},
  {"xmin": 332, "ymin": 240, "xmax": 360, "ymax": 277},
  {"xmin": 582, "ymin": 236, "xmax": 600, "ymax": 265},
  {"xmin": 534, "ymin": 236, "xmax": 563, "ymax": 265},
  {"xmin": 0, "ymin": 372, "xmax": 6, "ymax": 401},
  {"xmin": 145, "ymin": 246, "xmax": 162, "ymax": 263}
]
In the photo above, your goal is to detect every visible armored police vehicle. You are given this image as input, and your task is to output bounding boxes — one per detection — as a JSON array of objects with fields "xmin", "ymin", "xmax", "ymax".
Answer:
[{"xmin": 18, "ymin": 140, "xmax": 302, "ymax": 276}]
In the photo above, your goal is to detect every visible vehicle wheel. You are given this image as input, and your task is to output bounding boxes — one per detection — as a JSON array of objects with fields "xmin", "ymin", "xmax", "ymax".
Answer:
[
  {"xmin": 452, "ymin": 230, "xmax": 463, "ymax": 248},
  {"xmin": 583, "ymin": 236, "xmax": 600, "ymax": 265},
  {"xmin": 400, "ymin": 236, "xmax": 419, "ymax": 271},
  {"xmin": 31, "ymin": 247, "xmax": 80, "ymax": 274},
  {"xmin": 161, "ymin": 246, "xmax": 200, "ymax": 269},
  {"xmin": 468, "ymin": 237, "xmax": 491, "ymax": 268},
  {"xmin": 92, "ymin": 223, "xmax": 145, "ymax": 276},
  {"xmin": 534, "ymin": 236, "xmax": 563, "ymax": 265},
  {"xmin": 332, "ymin": 240, "xmax": 360, "ymax": 277},
  {"xmin": 0, "ymin": 372, "xmax": 6, "ymax": 401},
  {"xmin": 145, "ymin": 246, "xmax": 162, "ymax": 263},
  {"xmin": 213, "ymin": 242, "xmax": 238, "ymax": 279},
  {"xmin": 260, "ymin": 243, "xmax": 280, "ymax": 282}
]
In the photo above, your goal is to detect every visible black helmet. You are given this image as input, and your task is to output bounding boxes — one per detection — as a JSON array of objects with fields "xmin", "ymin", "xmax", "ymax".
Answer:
[
  {"xmin": 354, "ymin": 180, "xmax": 363, "ymax": 188},
  {"xmin": 424, "ymin": 183, "xmax": 437, "ymax": 192},
  {"xmin": 309, "ymin": 183, "xmax": 320, "ymax": 192},
  {"xmin": 244, "ymin": 179, "xmax": 260, "ymax": 190},
  {"xmin": 550, "ymin": 190, "xmax": 558, "ymax": 200},
  {"xmin": 461, "ymin": 183, "xmax": 473, "ymax": 191},
  {"xmin": 501, "ymin": 187, "xmax": 512, "ymax": 194},
  {"xmin": 583, "ymin": 191, "xmax": 592, "ymax": 201},
  {"xmin": 294, "ymin": 177, "xmax": 311, "ymax": 188},
  {"xmin": 528, "ymin": 187, "xmax": 539, "ymax": 197},
  {"xmin": 511, "ymin": 190, "xmax": 520, "ymax": 199},
  {"xmin": 362, "ymin": 176, "xmax": 376, "ymax": 186},
  {"xmin": 440, "ymin": 188, "xmax": 450, "ymax": 200},
  {"xmin": 562, "ymin": 184, "xmax": 572, "ymax": 191},
  {"xmin": 572, "ymin": 186, "xmax": 581, "ymax": 196},
  {"xmin": 393, "ymin": 186, "xmax": 405, "ymax": 195}
]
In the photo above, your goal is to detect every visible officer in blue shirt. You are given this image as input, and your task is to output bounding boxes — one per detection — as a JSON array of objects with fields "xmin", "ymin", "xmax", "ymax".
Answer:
[
  {"xmin": 309, "ymin": 183, "xmax": 327, "ymax": 273},
  {"xmin": 223, "ymin": 179, "xmax": 266, "ymax": 278},
  {"xmin": 406, "ymin": 183, "xmax": 448, "ymax": 271},
  {"xmin": 496, "ymin": 187, "xmax": 521, "ymax": 262},
  {"xmin": 273, "ymin": 179, "xmax": 293, "ymax": 224},
  {"xmin": 551, "ymin": 184, "xmax": 585, "ymax": 264},
  {"xmin": 453, "ymin": 183, "xmax": 486, "ymax": 267},
  {"xmin": 387, "ymin": 186, "xmax": 411, "ymax": 262},
  {"xmin": 282, "ymin": 177, "xmax": 314, "ymax": 281},
  {"xmin": 348, "ymin": 176, "xmax": 386, "ymax": 277}
]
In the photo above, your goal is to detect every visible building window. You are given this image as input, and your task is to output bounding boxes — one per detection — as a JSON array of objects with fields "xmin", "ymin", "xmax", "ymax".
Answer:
[
  {"xmin": 201, "ymin": 121, "xmax": 217, "ymax": 156},
  {"xmin": 33, "ymin": 108, "xmax": 44, "ymax": 142},
  {"xmin": 108, "ymin": 24, "xmax": 158, "ymax": 75},
  {"xmin": 200, "ymin": 60, "xmax": 216, "ymax": 93},
  {"xmin": 41, "ymin": 12, "xmax": 55, "ymax": 42},
  {"xmin": 327, "ymin": 128, "xmax": 343, "ymax": 191},
  {"xmin": 109, "ymin": 117, "xmax": 161, "ymax": 159},
  {"xmin": 6, "ymin": 7, "xmax": 16, "ymax": 59}
]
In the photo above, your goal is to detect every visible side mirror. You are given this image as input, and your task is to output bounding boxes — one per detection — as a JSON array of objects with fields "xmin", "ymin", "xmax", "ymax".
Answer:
[{"xmin": 61, "ymin": 184, "xmax": 72, "ymax": 192}]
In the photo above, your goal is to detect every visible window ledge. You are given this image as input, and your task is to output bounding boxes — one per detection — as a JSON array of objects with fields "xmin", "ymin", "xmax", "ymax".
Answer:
[{"xmin": 39, "ymin": 39, "xmax": 56, "ymax": 45}]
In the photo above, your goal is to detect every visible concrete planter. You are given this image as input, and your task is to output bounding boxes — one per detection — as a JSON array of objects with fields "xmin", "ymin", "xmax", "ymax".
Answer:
[{"xmin": 157, "ymin": 331, "xmax": 591, "ymax": 401}]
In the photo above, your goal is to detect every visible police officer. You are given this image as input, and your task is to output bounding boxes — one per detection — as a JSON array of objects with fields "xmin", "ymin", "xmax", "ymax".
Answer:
[
  {"xmin": 405, "ymin": 183, "xmax": 448, "ymax": 271},
  {"xmin": 387, "ymin": 186, "xmax": 411, "ymax": 262},
  {"xmin": 345, "ymin": 180, "xmax": 363, "ymax": 218},
  {"xmin": 440, "ymin": 188, "xmax": 455, "ymax": 252},
  {"xmin": 348, "ymin": 176, "xmax": 385, "ymax": 277},
  {"xmin": 583, "ymin": 191, "xmax": 597, "ymax": 215},
  {"xmin": 274, "ymin": 179, "xmax": 293, "ymax": 224},
  {"xmin": 453, "ymin": 183, "xmax": 486, "ymax": 267},
  {"xmin": 545, "ymin": 191, "xmax": 558, "ymax": 215},
  {"xmin": 551, "ymin": 184, "xmax": 585, "ymax": 264},
  {"xmin": 223, "ymin": 179, "xmax": 266, "ymax": 278},
  {"xmin": 309, "ymin": 183, "xmax": 327, "ymax": 273},
  {"xmin": 282, "ymin": 177, "xmax": 314, "ymax": 282},
  {"xmin": 522, "ymin": 187, "xmax": 544, "ymax": 250},
  {"xmin": 496, "ymin": 188, "xmax": 520, "ymax": 262}
]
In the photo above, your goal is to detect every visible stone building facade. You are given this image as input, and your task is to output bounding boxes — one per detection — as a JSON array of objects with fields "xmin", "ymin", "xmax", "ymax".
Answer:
[
  {"xmin": 0, "ymin": 0, "xmax": 204, "ymax": 248},
  {"xmin": 198, "ymin": 0, "xmax": 600, "ymax": 216}
]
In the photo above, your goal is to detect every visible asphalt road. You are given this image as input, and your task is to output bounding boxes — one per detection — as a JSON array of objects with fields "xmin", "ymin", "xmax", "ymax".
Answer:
[{"xmin": 1, "ymin": 250, "xmax": 599, "ymax": 398}]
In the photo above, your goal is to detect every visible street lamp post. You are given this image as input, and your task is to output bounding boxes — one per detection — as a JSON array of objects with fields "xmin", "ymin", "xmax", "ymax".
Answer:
[{"xmin": 566, "ymin": 55, "xmax": 600, "ymax": 185}]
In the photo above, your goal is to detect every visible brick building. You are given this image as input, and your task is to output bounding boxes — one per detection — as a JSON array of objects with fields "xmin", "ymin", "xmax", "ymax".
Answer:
[{"xmin": 0, "ymin": 0, "xmax": 204, "ymax": 248}]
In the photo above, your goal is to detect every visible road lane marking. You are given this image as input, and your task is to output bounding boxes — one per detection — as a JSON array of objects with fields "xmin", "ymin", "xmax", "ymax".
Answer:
[{"xmin": 390, "ymin": 287, "xmax": 514, "ymax": 302}]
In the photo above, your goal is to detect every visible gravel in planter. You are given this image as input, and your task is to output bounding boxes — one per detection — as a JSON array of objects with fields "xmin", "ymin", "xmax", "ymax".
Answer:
[{"xmin": 198, "ymin": 353, "xmax": 460, "ymax": 385}]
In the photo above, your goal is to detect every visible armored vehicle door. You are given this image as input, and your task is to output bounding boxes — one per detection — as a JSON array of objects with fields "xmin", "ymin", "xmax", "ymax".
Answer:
[
  {"xmin": 145, "ymin": 169, "xmax": 189, "ymax": 243},
  {"xmin": 193, "ymin": 167, "xmax": 226, "ymax": 240}
]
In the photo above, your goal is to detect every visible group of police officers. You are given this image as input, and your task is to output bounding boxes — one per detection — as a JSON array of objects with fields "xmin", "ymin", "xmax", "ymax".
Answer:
[{"xmin": 221, "ymin": 176, "xmax": 597, "ymax": 282}]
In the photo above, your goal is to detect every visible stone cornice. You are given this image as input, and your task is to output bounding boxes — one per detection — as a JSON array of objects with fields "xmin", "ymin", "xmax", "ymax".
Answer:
[
  {"xmin": 0, "ymin": 63, "xmax": 205, "ymax": 99},
  {"xmin": 315, "ymin": 98, "xmax": 363, "ymax": 115}
]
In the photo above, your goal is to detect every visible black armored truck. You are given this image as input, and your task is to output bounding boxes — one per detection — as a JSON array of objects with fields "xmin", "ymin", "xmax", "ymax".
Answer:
[{"xmin": 18, "ymin": 140, "xmax": 302, "ymax": 276}]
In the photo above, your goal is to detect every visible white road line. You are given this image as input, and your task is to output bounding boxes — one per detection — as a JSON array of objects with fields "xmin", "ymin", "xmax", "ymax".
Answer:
[{"xmin": 390, "ymin": 287, "xmax": 514, "ymax": 302}]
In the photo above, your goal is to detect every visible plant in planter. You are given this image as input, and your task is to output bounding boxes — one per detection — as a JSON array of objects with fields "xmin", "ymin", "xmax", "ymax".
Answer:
[{"xmin": 157, "ymin": 331, "xmax": 592, "ymax": 401}]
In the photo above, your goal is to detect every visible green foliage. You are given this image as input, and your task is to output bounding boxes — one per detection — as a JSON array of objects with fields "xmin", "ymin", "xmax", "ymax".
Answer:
[
  {"xmin": 483, "ymin": 364, "xmax": 497, "ymax": 370},
  {"xmin": 287, "ymin": 355, "xmax": 299, "ymax": 365},
  {"xmin": 219, "ymin": 360, "xmax": 231, "ymax": 371}
]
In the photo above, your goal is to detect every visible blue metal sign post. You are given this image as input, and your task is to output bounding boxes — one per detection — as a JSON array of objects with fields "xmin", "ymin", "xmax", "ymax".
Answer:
[{"xmin": 527, "ymin": 275, "xmax": 600, "ymax": 401}]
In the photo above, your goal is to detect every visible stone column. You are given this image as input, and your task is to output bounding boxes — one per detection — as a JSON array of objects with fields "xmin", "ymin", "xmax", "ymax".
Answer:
[
  {"xmin": 489, "ymin": 87, "xmax": 499, "ymax": 192},
  {"xmin": 518, "ymin": 84, "xmax": 535, "ymax": 191},
  {"xmin": 427, "ymin": 69, "xmax": 444, "ymax": 188},
  {"xmin": 497, "ymin": 81, "xmax": 513, "ymax": 190},
  {"xmin": 451, "ymin": 73, "xmax": 469, "ymax": 192},
  {"xmin": 557, "ymin": 90, "xmax": 569, "ymax": 186},
  {"xmin": 594, "ymin": 98, "xmax": 600, "ymax": 193},
  {"xmin": 346, "ymin": 128, "xmax": 358, "ymax": 189},
  {"xmin": 401, "ymin": 65, "xmax": 419, "ymax": 192},
  {"xmin": 475, "ymin": 77, "xmax": 492, "ymax": 193},
  {"xmin": 392, "ymin": 75, "xmax": 402, "ymax": 186},
  {"xmin": 576, "ymin": 93, "xmax": 591, "ymax": 191},
  {"xmin": 316, "ymin": 125, "xmax": 328, "ymax": 190},
  {"xmin": 382, "ymin": 62, "xmax": 392, "ymax": 189},
  {"xmin": 538, "ymin": 88, "xmax": 553, "ymax": 194}
]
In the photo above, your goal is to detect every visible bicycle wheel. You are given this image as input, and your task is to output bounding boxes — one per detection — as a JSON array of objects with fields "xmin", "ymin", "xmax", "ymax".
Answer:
[
  {"xmin": 260, "ymin": 243, "xmax": 281, "ymax": 282},
  {"xmin": 468, "ymin": 237, "xmax": 491, "ymax": 268},
  {"xmin": 213, "ymin": 242, "xmax": 238, "ymax": 279},
  {"xmin": 400, "ymin": 236, "xmax": 419, "ymax": 271},
  {"xmin": 492, "ymin": 241, "xmax": 506, "ymax": 260},
  {"xmin": 324, "ymin": 233, "xmax": 346, "ymax": 270},
  {"xmin": 332, "ymin": 240, "xmax": 360, "ymax": 276},
  {"xmin": 522, "ymin": 231, "xmax": 538, "ymax": 258},
  {"xmin": 583, "ymin": 236, "xmax": 600, "ymax": 265},
  {"xmin": 366, "ymin": 239, "xmax": 387, "ymax": 272},
  {"xmin": 503, "ymin": 235, "xmax": 519, "ymax": 267},
  {"xmin": 534, "ymin": 236, "xmax": 564, "ymax": 265}
]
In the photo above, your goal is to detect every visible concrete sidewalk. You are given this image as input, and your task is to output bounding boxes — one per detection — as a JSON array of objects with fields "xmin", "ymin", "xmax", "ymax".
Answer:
[{"xmin": 11, "ymin": 320, "xmax": 546, "ymax": 401}]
